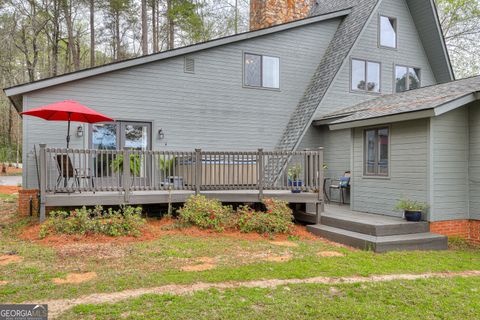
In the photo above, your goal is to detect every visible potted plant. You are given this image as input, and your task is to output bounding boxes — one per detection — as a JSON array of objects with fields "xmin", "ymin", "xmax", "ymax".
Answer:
[
  {"xmin": 287, "ymin": 164, "xmax": 303, "ymax": 193},
  {"xmin": 111, "ymin": 153, "xmax": 141, "ymax": 176},
  {"xmin": 394, "ymin": 199, "xmax": 428, "ymax": 222}
]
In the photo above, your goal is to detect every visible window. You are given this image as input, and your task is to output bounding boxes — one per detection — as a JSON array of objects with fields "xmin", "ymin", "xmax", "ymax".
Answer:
[
  {"xmin": 395, "ymin": 66, "xmax": 421, "ymax": 92},
  {"xmin": 244, "ymin": 53, "xmax": 280, "ymax": 89},
  {"xmin": 351, "ymin": 59, "xmax": 380, "ymax": 93},
  {"xmin": 364, "ymin": 127, "xmax": 389, "ymax": 176},
  {"xmin": 380, "ymin": 16, "xmax": 397, "ymax": 48}
]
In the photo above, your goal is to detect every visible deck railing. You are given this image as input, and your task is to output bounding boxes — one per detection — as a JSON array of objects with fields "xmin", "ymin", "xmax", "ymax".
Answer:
[{"xmin": 38, "ymin": 144, "xmax": 324, "ymax": 219}]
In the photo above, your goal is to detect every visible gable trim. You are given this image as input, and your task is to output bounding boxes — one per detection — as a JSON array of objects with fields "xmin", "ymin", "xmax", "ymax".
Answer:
[{"xmin": 329, "ymin": 109, "xmax": 435, "ymax": 130}]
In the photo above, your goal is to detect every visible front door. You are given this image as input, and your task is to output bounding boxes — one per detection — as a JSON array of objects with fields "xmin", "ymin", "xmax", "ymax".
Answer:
[{"xmin": 91, "ymin": 121, "xmax": 152, "ymax": 189}]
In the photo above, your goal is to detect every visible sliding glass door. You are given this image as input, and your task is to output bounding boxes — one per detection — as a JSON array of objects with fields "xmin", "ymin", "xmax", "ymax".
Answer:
[{"xmin": 91, "ymin": 121, "xmax": 151, "ymax": 188}]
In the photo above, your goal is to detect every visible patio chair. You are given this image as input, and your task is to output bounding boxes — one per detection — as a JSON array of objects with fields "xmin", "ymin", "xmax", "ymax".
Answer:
[
  {"xmin": 329, "ymin": 171, "xmax": 351, "ymax": 204},
  {"xmin": 55, "ymin": 154, "xmax": 95, "ymax": 193}
]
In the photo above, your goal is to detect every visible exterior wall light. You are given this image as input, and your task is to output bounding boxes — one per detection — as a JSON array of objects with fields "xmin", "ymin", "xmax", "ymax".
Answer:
[
  {"xmin": 76, "ymin": 125, "xmax": 84, "ymax": 137},
  {"xmin": 158, "ymin": 128, "xmax": 165, "ymax": 140}
]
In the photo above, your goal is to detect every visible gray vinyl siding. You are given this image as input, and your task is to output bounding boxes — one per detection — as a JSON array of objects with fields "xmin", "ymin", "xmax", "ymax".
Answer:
[
  {"xmin": 299, "ymin": 126, "xmax": 351, "ymax": 179},
  {"xmin": 469, "ymin": 102, "xmax": 480, "ymax": 220},
  {"xmin": 313, "ymin": 0, "xmax": 437, "ymax": 118},
  {"xmin": 430, "ymin": 108, "xmax": 469, "ymax": 221},
  {"xmin": 298, "ymin": 0, "xmax": 437, "ymax": 199},
  {"xmin": 405, "ymin": 0, "xmax": 453, "ymax": 82},
  {"xmin": 22, "ymin": 19, "xmax": 340, "ymax": 189},
  {"xmin": 351, "ymin": 119, "xmax": 429, "ymax": 217}
]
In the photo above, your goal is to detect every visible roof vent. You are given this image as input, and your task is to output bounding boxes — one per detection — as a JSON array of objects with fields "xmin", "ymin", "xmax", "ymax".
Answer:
[{"xmin": 184, "ymin": 57, "xmax": 195, "ymax": 73}]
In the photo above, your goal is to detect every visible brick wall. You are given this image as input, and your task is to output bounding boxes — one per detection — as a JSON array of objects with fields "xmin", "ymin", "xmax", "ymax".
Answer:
[
  {"xmin": 250, "ymin": 0, "xmax": 315, "ymax": 31},
  {"xmin": 470, "ymin": 220, "xmax": 480, "ymax": 244},
  {"xmin": 430, "ymin": 219, "xmax": 480, "ymax": 244},
  {"xmin": 18, "ymin": 189, "xmax": 39, "ymax": 217}
]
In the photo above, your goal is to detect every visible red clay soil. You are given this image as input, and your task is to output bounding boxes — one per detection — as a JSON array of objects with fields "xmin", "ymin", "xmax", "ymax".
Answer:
[
  {"xmin": 0, "ymin": 167, "xmax": 22, "ymax": 176},
  {"xmin": 19, "ymin": 218, "xmax": 324, "ymax": 248},
  {"xmin": 0, "ymin": 186, "xmax": 21, "ymax": 195}
]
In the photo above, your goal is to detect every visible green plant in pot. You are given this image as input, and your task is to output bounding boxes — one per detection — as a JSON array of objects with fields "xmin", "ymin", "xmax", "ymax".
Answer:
[
  {"xmin": 287, "ymin": 164, "xmax": 303, "ymax": 193},
  {"xmin": 395, "ymin": 199, "xmax": 428, "ymax": 222},
  {"xmin": 111, "ymin": 154, "xmax": 141, "ymax": 176}
]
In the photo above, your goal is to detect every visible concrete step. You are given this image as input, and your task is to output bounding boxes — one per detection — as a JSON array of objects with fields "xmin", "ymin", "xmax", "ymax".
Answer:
[
  {"xmin": 307, "ymin": 224, "xmax": 448, "ymax": 252},
  {"xmin": 294, "ymin": 210, "xmax": 317, "ymax": 224},
  {"xmin": 320, "ymin": 214, "xmax": 430, "ymax": 236}
]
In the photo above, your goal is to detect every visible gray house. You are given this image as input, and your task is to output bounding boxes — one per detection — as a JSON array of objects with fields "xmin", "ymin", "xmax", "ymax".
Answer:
[{"xmin": 5, "ymin": 0, "xmax": 480, "ymax": 249}]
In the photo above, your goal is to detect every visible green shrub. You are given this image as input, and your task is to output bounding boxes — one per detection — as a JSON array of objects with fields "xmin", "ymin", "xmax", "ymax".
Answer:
[
  {"xmin": 39, "ymin": 205, "xmax": 145, "ymax": 238},
  {"xmin": 394, "ymin": 198, "xmax": 429, "ymax": 212},
  {"xmin": 177, "ymin": 195, "xmax": 234, "ymax": 231},
  {"xmin": 236, "ymin": 198, "xmax": 294, "ymax": 234}
]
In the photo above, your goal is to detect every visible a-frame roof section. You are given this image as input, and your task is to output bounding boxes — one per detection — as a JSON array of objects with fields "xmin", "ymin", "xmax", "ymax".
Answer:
[
  {"xmin": 4, "ymin": 8, "xmax": 350, "ymax": 110},
  {"xmin": 275, "ymin": 0, "xmax": 380, "ymax": 151},
  {"xmin": 405, "ymin": 0, "xmax": 454, "ymax": 82}
]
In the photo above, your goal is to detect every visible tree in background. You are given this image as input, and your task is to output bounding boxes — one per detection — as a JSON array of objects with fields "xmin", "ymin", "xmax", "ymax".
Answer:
[{"xmin": 437, "ymin": 0, "xmax": 480, "ymax": 78}]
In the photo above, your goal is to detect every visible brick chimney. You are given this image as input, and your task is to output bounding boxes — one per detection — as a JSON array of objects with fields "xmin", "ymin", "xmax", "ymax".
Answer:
[{"xmin": 250, "ymin": 0, "xmax": 316, "ymax": 31}]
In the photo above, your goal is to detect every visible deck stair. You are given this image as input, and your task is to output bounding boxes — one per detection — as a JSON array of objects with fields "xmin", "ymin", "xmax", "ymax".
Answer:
[{"xmin": 307, "ymin": 205, "xmax": 448, "ymax": 252}]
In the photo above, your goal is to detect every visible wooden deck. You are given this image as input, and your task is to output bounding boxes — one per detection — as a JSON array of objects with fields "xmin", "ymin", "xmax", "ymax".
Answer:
[
  {"xmin": 37, "ymin": 146, "xmax": 325, "ymax": 220},
  {"xmin": 45, "ymin": 190, "xmax": 322, "ymax": 207}
]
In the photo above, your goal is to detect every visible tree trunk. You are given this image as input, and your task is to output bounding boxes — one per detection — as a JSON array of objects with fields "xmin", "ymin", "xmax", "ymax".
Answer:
[
  {"xmin": 115, "ymin": 10, "xmax": 121, "ymax": 60},
  {"xmin": 52, "ymin": 0, "xmax": 60, "ymax": 76},
  {"xmin": 141, "ymin": 0, "xmax": 148, "ymax": 55},
  {"xmin": 7, "ymin": 106, "xmax": 13, "ymax": 145},
  {"xmin": 167, "ymin": 0, "xmax": 174, "ymax": 50},
  {"xmin": 62, "ymin": 0, "xmax": 80, "ymax": 70},
  {"xmin": 234, "ymin": 0, "xmax": 238, "ymax": 34},
  {"xmin": 151, "ymin": 0, "xmax": 158, "ymax": 53},
  {"xmin": 90, "ymin": 0, "xmax": 95, "ymax": 67}
]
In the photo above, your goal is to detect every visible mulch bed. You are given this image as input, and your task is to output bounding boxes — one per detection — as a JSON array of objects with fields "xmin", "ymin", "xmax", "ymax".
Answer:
[{"xmin": 19, "ymin": 218, "xmax": 322, "ymax": 248}]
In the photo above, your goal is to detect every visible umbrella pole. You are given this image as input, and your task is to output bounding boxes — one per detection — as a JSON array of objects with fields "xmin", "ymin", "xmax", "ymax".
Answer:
[
  {"xmin": 65, "ymin": 113, "xmax": 71, "ymax": 188},
  {"xmin": 66, "ymin": 112, "xmax": 71, "ymax": 148}
]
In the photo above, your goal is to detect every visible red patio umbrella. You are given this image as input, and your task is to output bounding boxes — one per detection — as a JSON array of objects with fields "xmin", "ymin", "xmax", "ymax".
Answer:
[{"xmin": 21, "ymin": 100, "xmax": 114, "ymax": 148}]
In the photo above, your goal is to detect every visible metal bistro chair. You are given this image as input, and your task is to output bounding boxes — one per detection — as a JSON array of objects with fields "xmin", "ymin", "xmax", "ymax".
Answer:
[
  {"xmin": 55, "ymin": 154, "xmax": 95, "ymax": 193},
  {"xmin": 329, "ymin": 171, "xmax": 351, "ymax": 204}
]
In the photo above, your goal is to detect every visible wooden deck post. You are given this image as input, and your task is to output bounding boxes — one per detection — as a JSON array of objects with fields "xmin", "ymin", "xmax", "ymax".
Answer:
[
  {"xmin": 317, "ymin": 147, "xmax": 325, "ymax": 224},
  {"xmin": 257, "ymin": 148, "xmax": 264, "ymax": 200},
  {"xmin": 123, "ymin": 149, "xmax": 131, "ymax": 203},
  {"xmin": 195, "ymin": 149, "xmax": 202, "ymax": 195},
  {"xmin": 39, "ymin": 144, "xmax": 47, "ymax": 222}
]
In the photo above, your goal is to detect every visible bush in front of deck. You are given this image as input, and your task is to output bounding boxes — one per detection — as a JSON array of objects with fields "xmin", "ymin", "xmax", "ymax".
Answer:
[
  {"xmin": 177, "ymin": 195, "xmax": 234, "ymax": 232},
  {"xmin": 177, "ymin": 196, "xmax": 294, "ymax": 234},
  {"xmin": 236, "ymin": 198, "xmax": 294, "ymax": 234},
  {"xmin": 39, "ymin": 205, "xmax": 145, "ymax": 238}
]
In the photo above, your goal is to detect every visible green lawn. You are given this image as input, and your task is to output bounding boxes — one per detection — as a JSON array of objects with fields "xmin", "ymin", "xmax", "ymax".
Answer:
[
  {"xmin": 62, "ymin": 277, "xmax": 480, "ymax": 319},
  {"xmin": 1, "ymin": 193, "xmax": 480, "ymax": 319},
  {"xmin": 1, "ymin": 217, "xmax": 480, "ymax": 303}
]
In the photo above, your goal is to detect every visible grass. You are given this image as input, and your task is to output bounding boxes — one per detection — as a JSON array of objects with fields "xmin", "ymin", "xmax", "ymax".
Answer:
[
  {"xmin": 0, "ymin": 219, "xmax": 479, "ymax": 303},
  {"xmin": 0, "ymin": 192, "xmax": 480, "ymax": 317},
  {"xmin": 62, "ymin": 277, "xmax": 480, "ymax": 319}
]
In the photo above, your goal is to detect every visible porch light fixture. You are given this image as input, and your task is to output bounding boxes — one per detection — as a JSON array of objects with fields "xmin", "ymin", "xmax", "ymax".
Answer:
[
  {"xmin": 76, "ymin": 125, "xmax": 84, "ymax": 137},
  {"xmin": 158, "ymin": 128, "xmax": 165, "ymax": 140}
]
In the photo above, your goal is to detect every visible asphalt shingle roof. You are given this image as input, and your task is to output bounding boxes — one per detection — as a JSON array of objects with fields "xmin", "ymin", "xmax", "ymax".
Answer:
[
  {"xmin": 317, "ymin": 76, "xmax": 480, "ymax": 125},
  {"xmin": 275, "ymin": 0, "xmax": 379, "ymax": 151}
]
